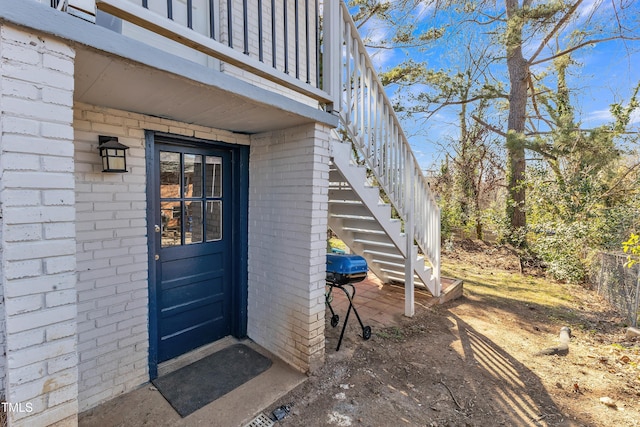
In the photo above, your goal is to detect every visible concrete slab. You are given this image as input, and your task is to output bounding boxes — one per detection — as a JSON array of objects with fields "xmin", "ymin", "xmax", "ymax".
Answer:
[
  {"xmin": 80, "ymin": 276, "xmax": 463, "ymax": 426},
  {"xmin": 79, "ymin": 339, "xmax": 307, "ymax": 427}
]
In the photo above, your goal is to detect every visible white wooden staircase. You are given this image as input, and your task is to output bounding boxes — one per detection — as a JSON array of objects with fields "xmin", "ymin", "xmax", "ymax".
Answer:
[
  {"xmin": 325, "ymin": 1, "xmax": 441, "ymax": 311},
  {"xmin": 328, "ymin": 141, "xmax": 435, "ymax": 292}
]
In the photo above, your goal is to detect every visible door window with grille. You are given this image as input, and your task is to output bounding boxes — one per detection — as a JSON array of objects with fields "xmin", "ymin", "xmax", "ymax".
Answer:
[{"xmin": 160, "ymin": 151, "xmax": 223, "ymax": 247}]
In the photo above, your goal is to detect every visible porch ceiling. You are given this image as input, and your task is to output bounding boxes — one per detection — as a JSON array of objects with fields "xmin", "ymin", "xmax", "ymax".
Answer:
[{"xmin": 73, "ymin": 46, "xmax": 326, "ymax": 135}]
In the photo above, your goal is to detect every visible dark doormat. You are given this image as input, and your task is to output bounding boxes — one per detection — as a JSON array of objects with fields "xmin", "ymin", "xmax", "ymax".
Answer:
[{"xmin": 152, "ymin": 343, "xmax": 272, "ymax": 417}]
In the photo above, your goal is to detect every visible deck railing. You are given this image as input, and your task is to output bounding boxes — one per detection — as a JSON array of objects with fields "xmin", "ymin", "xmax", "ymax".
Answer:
[
  {"xmin": 327, "ymin": 0, "xmax": 441, "ymax": 293},
  {"xmin": 91, "ymin": 0, "xmax": 330, "ymax": 103}
]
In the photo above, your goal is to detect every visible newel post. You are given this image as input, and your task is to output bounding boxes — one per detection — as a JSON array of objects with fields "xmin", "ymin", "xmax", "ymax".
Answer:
[
  {"xmin": 322, "ymin": 0, "xmax": 341, "ymax": 113},
  {"xmin": 404, "ymin": 153, "xmax": 415, "ymax": 317}
]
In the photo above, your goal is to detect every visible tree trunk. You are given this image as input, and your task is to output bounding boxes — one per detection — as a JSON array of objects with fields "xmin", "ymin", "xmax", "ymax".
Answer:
[
  {"xmin": 505, "ymin": 0, "xmax": 529, "ymax": 241},
  {"xmin": 458, "ymin": 91, "xmax": 470, "ymax": 221}
]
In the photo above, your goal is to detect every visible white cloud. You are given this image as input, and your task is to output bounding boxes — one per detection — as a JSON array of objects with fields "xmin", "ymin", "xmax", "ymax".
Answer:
[
  {"xmin": 414, "ymin": 0, "xmax": 435, "ymax": 20},
  {"xmin": 355, "ymin": 15, "xmax": 397, "ymax": 70},
  {"xmin": 369, "ymin": 49, "xmax": 394, "ymax": 69},
  {"xmin": 584, "ymin": 108, "xmax": 640, "ymax": 126},
  {"xmin": 585, "ymin": 108, "xmax": 612, "ymax": 123},
  {"xmin": 362, "ymin": 19, "xmax": 390, "ymax": 46},
  {"xmin": 576, "ymin": 0, "xmax": 608, "ymax": 21}
]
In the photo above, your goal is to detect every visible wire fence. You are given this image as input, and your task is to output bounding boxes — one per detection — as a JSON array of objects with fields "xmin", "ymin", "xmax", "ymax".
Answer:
[{"xmin": 587, "ymin": 252, "xmax": 640, "ymax": 327}]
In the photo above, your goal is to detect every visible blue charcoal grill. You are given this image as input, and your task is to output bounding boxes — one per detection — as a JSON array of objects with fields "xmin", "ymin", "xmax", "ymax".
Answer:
[{"xmin": 326, "ymin": 254, "xmax": 372, "ymax": 351}]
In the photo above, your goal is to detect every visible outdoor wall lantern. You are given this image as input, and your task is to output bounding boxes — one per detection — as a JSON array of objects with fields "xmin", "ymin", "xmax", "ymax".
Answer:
[{"xmin": 98, "ymin": 136, "xmax": 129, "ymax": 173}]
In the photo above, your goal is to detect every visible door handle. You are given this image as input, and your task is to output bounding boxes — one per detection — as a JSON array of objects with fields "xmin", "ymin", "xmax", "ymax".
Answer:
[
  {"xmin": 155, "ymin": 224, "xmax": 161, "ymax": 233},
  {"xmin": 155, "ymin": 254, "xmax": 160, "ymax": 261}
]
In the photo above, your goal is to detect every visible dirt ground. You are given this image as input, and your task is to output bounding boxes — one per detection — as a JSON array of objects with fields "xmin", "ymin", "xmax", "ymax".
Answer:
[{"xmin": 266, "ymin": 241, "xmax": 640, "ymax": 427}]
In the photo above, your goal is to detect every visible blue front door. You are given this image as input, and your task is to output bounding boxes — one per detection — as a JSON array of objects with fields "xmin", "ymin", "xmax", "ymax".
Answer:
[{"xmin": 149, "ymin": 135, "xmax": 246, "ymax": 367}]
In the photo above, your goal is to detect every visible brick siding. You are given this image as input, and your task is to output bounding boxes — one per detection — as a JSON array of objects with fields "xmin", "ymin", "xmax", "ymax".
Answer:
[
  {"xmin": 247, "ymin": 123, "xmax": 330, "ymax": 372},
  {"xmin": 0, "ymin": 23, "xmax": 78, "ymax": 427}
]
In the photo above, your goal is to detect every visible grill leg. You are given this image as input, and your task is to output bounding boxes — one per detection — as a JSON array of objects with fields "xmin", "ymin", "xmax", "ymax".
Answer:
[
  {"xmin": 334, "ymin": 283, "xmax": 371, "ymax": 350},
  {"xmin": 335, "ymin": 288, "xmax": 352, "ymax": 351},
  {"xmin": 325, "ymin": 284, "xmax": 340, "ymax": 328},
  {"xmin": 343, "ymin": 283, "xmax": 367, "ymax": 331},
  {"xmin": 326, "ymin": 280, "xmax": 372, "ymax": 351}
]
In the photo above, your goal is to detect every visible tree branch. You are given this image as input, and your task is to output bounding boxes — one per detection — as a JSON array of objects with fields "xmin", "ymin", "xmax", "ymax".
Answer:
[
  {"xmin": 528, "ymin": 74, "xmax": 544, "ymax": 123},
  {"xmin": 472, "ymin": 115, "xmax": 507, "ymax": 137},
  {"xmin": 531, "ymin": 36, "xmax": 640, "ymax": 66},
  {"xmin": 426, "ymin": 93, "xmax": 509, "ymax": 107},
  {"xmin": 599, "ymin": 162, "xmax": 640, "ymax": 200},
  {"xmin": 527, "ymin": 0, "xmax": 584, "ymax": 65},
  {"xmin": 354, "ymin": 4, "xmax": 385, "ymax": 30},
  {"xmin": 365, "ymin": 42, "xmax": 435, "ymax": 50},
  {"xmin": 466, "ymin": 9, "xmax": 507, "ymax": 25}
]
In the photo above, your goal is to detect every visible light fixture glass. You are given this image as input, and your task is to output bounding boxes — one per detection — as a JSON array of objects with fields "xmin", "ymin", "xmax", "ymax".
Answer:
[{"xmin": 98, "ymin": 136, "xmax": 129, "ymax": 173}]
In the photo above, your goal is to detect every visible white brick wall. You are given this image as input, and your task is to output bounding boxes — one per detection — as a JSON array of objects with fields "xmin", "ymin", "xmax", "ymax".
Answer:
[
  {"xmin": 74, "ymin": 103, "xmax": 250, "ymax": 411},
  {"xmin": 247, "ymin": 123, "xmax": 330, "ymax": 372},
  {"xmin": 74, "ymin": 107, "xmax": 148, "ymax": 412},
  {"xmin": 0, "ymin": 23, "xmax": 78, "ymax": 427},
  {"xmin": 0, "ymin": 182, "xmax": 4, "ymax": 402}
]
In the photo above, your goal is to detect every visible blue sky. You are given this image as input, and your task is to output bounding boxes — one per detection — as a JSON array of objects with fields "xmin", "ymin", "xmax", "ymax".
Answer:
[{"xmin": 352, "ymin": 0, "xmax": 640, "ymax": 172}]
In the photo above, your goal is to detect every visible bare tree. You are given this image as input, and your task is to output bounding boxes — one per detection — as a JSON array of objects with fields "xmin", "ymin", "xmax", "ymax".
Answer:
[{"xmin": 351, "ymin": 0, "xmax": 640, "ymax": 244}]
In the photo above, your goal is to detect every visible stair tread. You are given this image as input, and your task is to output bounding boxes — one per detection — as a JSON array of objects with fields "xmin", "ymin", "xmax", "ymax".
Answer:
[
  {"xmin": 363, "ymin": 249, "xmax": 404, "ymax": 259},
  {"xmin": 330, "ymin": 214, "xmax": 375, "ymax": 220},
  {"xmin": 371, "ymin": 259, "xmax": 405, "ymax": 267},
  {"xmin": 380, "ymin": 270, "xmax": 424, "ymax": 283},
  {"xmin": 328, "ymin": 200, "xmax": 364, "ymax": 205},
  {"xmin": 329, "ymin": 204, "xmax": 391, "ymax": 211},
  {"xmin": 385, "ymin": 269, "xmax": 427, "ymax": 276},
  {"xmin": 353, "ymin": 239, "xmax": 395, "ymax": 248},
  {"xmin": 343, "ymin": 227, "xmax": 386, "ymax": 234},
  {"xmin": 385, "ymin": 274, "xmax": 427, "ymax": 283}
]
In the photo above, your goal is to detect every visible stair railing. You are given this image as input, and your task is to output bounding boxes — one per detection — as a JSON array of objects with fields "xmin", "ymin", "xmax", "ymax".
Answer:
[{"xmin": 323, "ymin": 0, "xmax": 441, "ymax": 294}]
